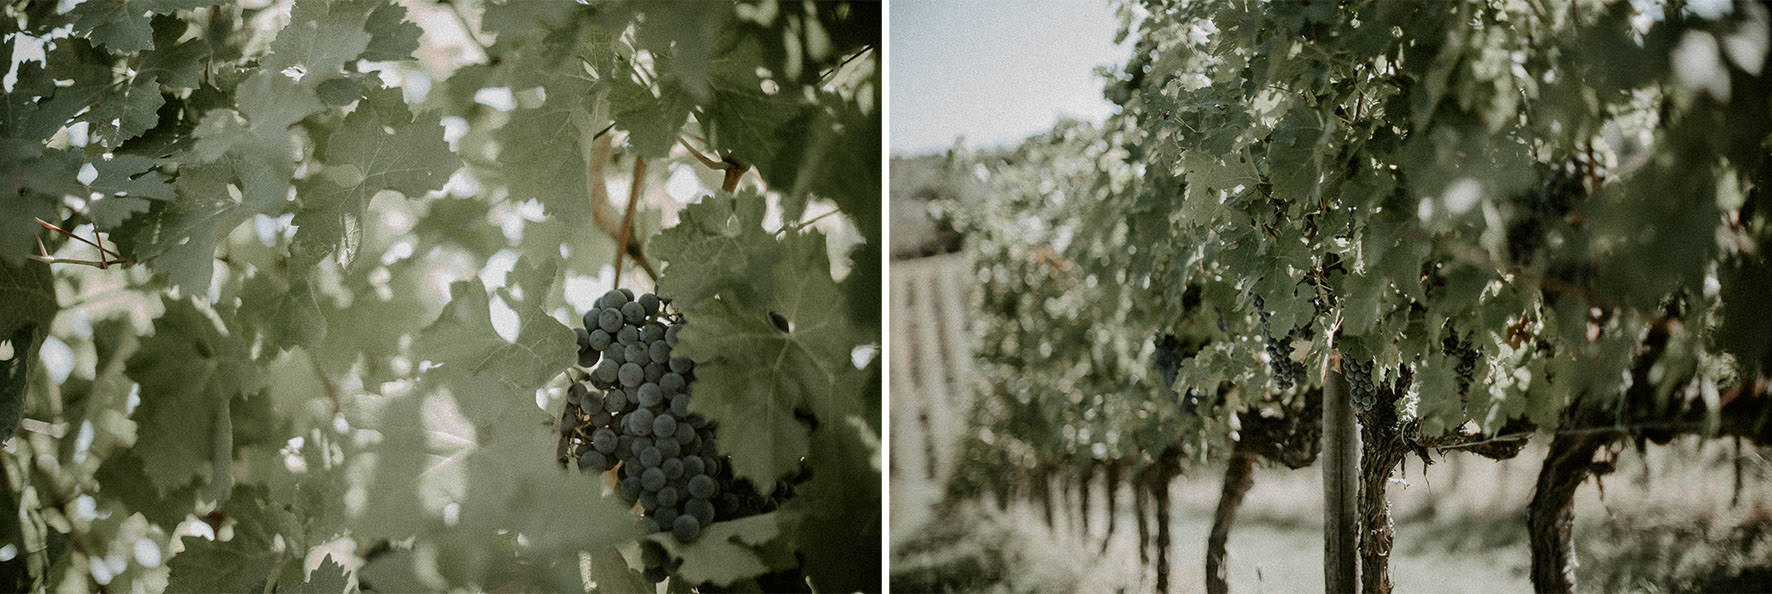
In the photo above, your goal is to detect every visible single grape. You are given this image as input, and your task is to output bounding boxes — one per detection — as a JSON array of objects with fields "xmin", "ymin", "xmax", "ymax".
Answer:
[
  {"xmin": 566, "ymin": 382, "xmax": 589, "ymax": 408},
  {"xmin": 628, "ymin": 408, "xmax": 656, "ymax": 436},
  {"xmin": 657, "ymin": 436, "xmax": 682, "ymax": 458},
  {"xmin": 577, "ymin": 450, "xmax": 608, "ymax": 472},
  {"xmin": 640, "ymin": 446, "xmax": 663, "ymax": 468},
  {"xmin": 601, "ymin": 389, "xmax": 628, "ymax": 413},
  {"xmin": 684, "ymin": 497, "xmax": 714, "ymax": 524},
  {"xmin": 688, "ymin": 474, "xmax": 717, "ymax": 499},
  {"xmin": 657, "ymin": 486, "xmax": 681, "ymax": 507},
  {"xmin": 670, "ymin": 394, "xmax": 690, "ymax": 417},
  {"xmin": 639, "ymin": 490, "xmax": 659, "ymax": 511},
  {"xmin": 649, "ymin": 341, "xmax": 672, "ymax": 364},
  {"xmin": 683, "ymin": 456, "xmax": 706, "ymax": 477},
  {"xmin": 624, "ymin": 344, "xmax": 648, "ymax": 366},
  {"xmin": 592, "ymin": 361, "xmax": 619, "ymax": 388},
  {"xmin": 600, "ymin": 289, "xmax": 629, "ymax": 309},
  {"xmin": 598, "ymin": 309, "xmax": 623, "ymax": 333},
  {"xmin": 669, "ymin": 357, "xmax": 694, "ymax": 374},
  {"xmin": 680, "ymin": 434, "xmax": 702, "ymax": 456},
  {"xmin": 593, "ymin": 428, "xmax": 618, "ymax": 454},
  {"xmin": 575, "ymin": 327, "xmax": 591, "ymax": 350},
  {"xmin": 588, "ymin": 328, "xmax": 613, "ymax": 351},
  {"xmin": 590, "ymin": 410, "xmax": 612, "ymax": 427},
  {"xmin": 620, "ymin": 477, "xmax": 643, "ymax": 502},
  {"xmin": 653, "ymin": 413, "xmax": 678, "ymax": 438},
  {"xmin": 636, "ymin": 383, "xmax": 664, "ymax": 408},
  {"xmin": 642, "ymin": 467, "xmax": 667, "ymax": 491},
  {"xmin": 618, "ymin": 287, "xmax": 634, "ymax": 301},
  {"xmin": 672, "ymin": 514, "xmax": 701, "ymax": 543},
  {"xmin": 639, "ymin": 293, "xmax": 661, "ymax": 317},
  {"xmin": 654, "ymin": 506, "xmax": 679, "ymax": 528},
  {"xmin": 619, "ymin": 362, "xmax": 645, "ymax": 388},
  {"xmin": 604, "ymin": 344, "xmax": 627, "ymax": 365},
  {"xmin": 617, "ymin": 325, "xmax": 639, "ymax": 345},
  {"xmin": 660, "ymin": 373, "xmax": 686, "ymax": 394},
  {"xmin": 665, "ymin": 324, "xmax": 680, "ymax": 348},
  {"xmin": 662, "ymin": 457, "xmax": 684, "ymax": 480},
  {"xmin": 644, "ymin": 362, "xmax": 667, "ymax": 383},
  {"xmin": 641, "ymin": 322, "xmax": 666, "ymax": 343},
  {"xmin": 629, "ymin": 435, "xmax": 653, "ymax": 459},
  {"xmin": 622, "ymin": 301, "xmax": 647, "ymax": 324}
]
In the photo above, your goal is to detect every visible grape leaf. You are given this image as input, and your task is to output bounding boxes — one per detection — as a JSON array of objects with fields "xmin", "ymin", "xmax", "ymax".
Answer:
[
  {"xmin": 451, "ymin": 418, "xmax": 647, "ymax": 556},
  {"xmin": 83, "ymin": 74, "xmax": 165, "ymax": 149},
  {"xmin": 611, "ymin": 75, "xmax": 694, "ymax": 159},
  {"xmin": 362, "ymin": 2, "xmax": 422, "ymax": 62},
  {"xmin": 0, "ymin": 259, "xmax": 57, "ymax": 443},
  {"xmin": 321, "ymin": 88, "xmax": 459, "ymax": 198},
  {"xmin": 292, "ymin": 88, "xmax": 458, "ymax": 268},
  {"xmin": 68, "ymin": 0, "xmax": 224, "ymax": 54},
  {"xmin": 238, "ymin": 70, "xmax": 326, "ymax": 138},
  {"xmin": 493, "ymin": 74, "xmax": 600, "ymax": 223},
  {"xmin": 239, "ymin": 273, "xmax": 327, "ymax": 352},
  {"xmin": 648, "ymin": 512, "xmax": 799, "ymax": 587},
  {"xmin": 670, "ymin": 230, "xmax": 868, "ymax": 491},
  {"xmin": 132, "ymin": 163, "xmax": 254, "ymax": 294},
  {"xmin": 262, "ymin": 0, "xmax": 375, "ymax": 78},
  {"xmin": 280, "ymin": 555, "xmax": 350, "ymax": 594},
  {"xmin": 649, "ymin": 192, "xmax": 773, "ymax": 308},
  {"xmin": 126, "ymin": 298, "xmax": 264, "ymax": 495},
  {"xmin": 1413, "ymin": 354, "xmax": 1462, "ymax": 436},
  {"xmin": 351, "ymin": 394, "xmax": 430, "ymax": 541},
  {"xmin": 138, "ymin": 15, "xmax": 209, "ymax": 89},
  {"xmin": 94, "ymin": 448, "xmax": 201, "ymax": 527},
  {"xmin": 165, "ymin": 484, "xmax": 303, "ymax": 593},
  {"xmin": 312, "ymin": 260, "xmax": 434, "ymax": 377},
  {"xmin": 789, "ymin": 412, "xmax": 880, "ymax": 593},
  {"xmin": 413, "ymin": 257, "xmax": 576, "ymax": 419},
  {"xmin": 87, "ymin": 154, "xmax": 176, "ymax": 229},
  {"xmin": 0, "ymin": 145, "xmax": 81, "ymax": 264}
]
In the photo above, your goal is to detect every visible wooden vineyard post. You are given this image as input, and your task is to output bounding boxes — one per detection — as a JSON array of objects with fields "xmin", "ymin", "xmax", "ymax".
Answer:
[{"xmin": 1323, "ymin": 351, "xmax": 1359, "ymax": 593}]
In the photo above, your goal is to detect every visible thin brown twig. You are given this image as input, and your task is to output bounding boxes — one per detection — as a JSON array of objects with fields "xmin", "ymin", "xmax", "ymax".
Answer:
[
  {"xmin": 90, "ymin": 219, "xmax": 106, "ymax": 268},
  {"xmin": 721, "ymin": 157, "xmax": 749, "ymax": 193},
  {"xmin": 778, "ymin": 208, "xmax": 841, "ymax": 235},
  {"xmin": 614, "ymin": 156, "xmax": 646, "ymax": 283},
  {"xmin": 36, "ymin": 218, "xmax": 123, "ymax": 260},
  {"xmin": 587, "ymin": 132, "xmax": 658, "ymax": 280},
  {"xmin": 677, "ymin": 137, "xmax": 733, "ymax": 170}
]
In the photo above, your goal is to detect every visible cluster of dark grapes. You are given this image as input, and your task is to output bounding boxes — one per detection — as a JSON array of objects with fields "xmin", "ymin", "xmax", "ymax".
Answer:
[
  {"xmin": 1442, "ymin": 331, "xmax": 1480, "ymax": 397},
  {"xmin": 1152, "ymin": 334, "xmax": 1185, "ymax": 401},
  {"xmin": 558, "ymin": 289, "xmax": 724, "ymax": 544},
  {"xmin": 557, "ymin": 289, "xmax": 804, "ymax": 584},
  {"xmin": 1251, "ymin": 293, "xmax": 1307, "ymax": 390},
  {"xmin": 1344, "ymin": 358, "xmax": 1379, "ymax": 411}
]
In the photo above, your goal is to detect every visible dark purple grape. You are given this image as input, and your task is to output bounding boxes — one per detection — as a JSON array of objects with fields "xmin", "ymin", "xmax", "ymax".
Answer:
[
  {"xmin": 672, "ymin": 515, "xmax": 700, "ymax": 543},
  {"xmin": 642, "ymin": 467, "xmax": 666, "ymax": 491},
  {"xmin": 649, "ymin": 413, "xmax": 675, "ymax": 438},
  {"xmin": 688, "ymin": 474, "xmax": 716, "ymax": 499}
]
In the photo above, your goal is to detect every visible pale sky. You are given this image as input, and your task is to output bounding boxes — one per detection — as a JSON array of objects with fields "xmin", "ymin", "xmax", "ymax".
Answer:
[{"xmin": 890, "ymin": 1, "xmax": 1128, "ymax": 156}]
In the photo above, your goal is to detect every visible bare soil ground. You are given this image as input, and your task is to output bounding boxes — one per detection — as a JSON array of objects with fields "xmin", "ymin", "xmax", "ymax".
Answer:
[{"xmin": 892, "ymin": 437, "xmax": 1772, "ymax": 593}]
